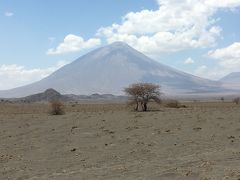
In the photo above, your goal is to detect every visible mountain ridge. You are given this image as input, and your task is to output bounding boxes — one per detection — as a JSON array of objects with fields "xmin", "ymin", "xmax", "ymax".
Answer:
[{"xmin": 0, "ymin": 42, "xmax": 227, "ymax": 98}]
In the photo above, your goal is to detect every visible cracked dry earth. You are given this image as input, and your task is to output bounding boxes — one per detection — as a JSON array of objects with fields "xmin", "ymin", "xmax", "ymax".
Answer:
[{"xmin": 0, "ymin": 102, "xmax": 240, "ymax": 180}]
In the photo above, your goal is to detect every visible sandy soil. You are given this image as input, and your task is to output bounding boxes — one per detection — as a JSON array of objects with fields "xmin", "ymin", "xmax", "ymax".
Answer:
[{"xmin": 0, "ymin": 102, "xmax": 240, "ymax": 180}]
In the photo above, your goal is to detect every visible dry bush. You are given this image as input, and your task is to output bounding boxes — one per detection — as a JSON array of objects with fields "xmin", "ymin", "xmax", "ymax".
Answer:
[
  {"xmin": 220, "ymin": 97, "xmax": 224, "ymax": 102},
  {"xmin": 165, "ymin": 100, "xmax": 180, "ymax": 108},
  {"xmin": 49, "ymin": 100, "xmax": 65, "ymax": 115},
  {"xmin": 233, "ymin": 97, "xmax": 240, "ymax": 105},
  {"xmin": 164, "ymin": 100, "xmax": 186, "ymax": 108}
]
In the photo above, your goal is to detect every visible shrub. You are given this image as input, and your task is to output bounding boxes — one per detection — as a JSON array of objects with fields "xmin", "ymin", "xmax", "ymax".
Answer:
[
  {"xmin": 220, "ymin": 97, "xmax": 224, "ymax": 102},
  {"xmin": 233, "ymin": 97, "xmax": 240, "ymax": 105},
  {"xmin": 165, "ymin": 100, "xmax": 180, "ymax": 108},
  {"xmin": 49, "ymin": 100, "xmax": 65, "ymax": 115},
  {"xmin": 165, "ymin": 100, "xmax": 186, "ymax": 108}
]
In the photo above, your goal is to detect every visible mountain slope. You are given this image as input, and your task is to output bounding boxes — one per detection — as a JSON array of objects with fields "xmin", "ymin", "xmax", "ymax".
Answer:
[
  {"xmin": 220, "ymin": 72, "xmax": 240, "ymax": 83},
  {"xmin": 0, "ymin": 42, "xmax": 224, "ymax": 98}
]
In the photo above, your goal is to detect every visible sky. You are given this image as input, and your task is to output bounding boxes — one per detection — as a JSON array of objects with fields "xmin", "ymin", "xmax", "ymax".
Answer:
[{"xmin": 0, "ymin": 0, "xmax": 240, "ymax": 90}]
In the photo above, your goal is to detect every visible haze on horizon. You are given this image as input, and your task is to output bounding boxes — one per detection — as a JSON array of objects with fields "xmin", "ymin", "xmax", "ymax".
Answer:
[{"xmin": 0, "ymin": 0, "xmax": 240, "ymax": 90}]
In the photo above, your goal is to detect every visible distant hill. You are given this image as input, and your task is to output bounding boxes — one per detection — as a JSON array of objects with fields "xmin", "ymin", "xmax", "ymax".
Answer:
[
  {"xmin": 0, "ymin": 89, "xmax": 127, "ymax": 103},
  {"xmin": 219, "ymin": 72, "xmax": 240, "ymax": 91},
  {"xmin": 220, "ymin": 72, "xmax": 240, "ymax": 83},
  {"xmin": 0, "ymin": 42, "xmax": 227, "ymax": 98},
  {"xmin": 9, "ymin": 89, "xmax": 71, "ymax": 103},
  {"xmin": 22, "ymin": 88, "xmax": 69, "ymax": 102}
]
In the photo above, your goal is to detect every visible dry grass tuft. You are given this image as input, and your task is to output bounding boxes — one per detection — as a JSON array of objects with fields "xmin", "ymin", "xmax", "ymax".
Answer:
[{"xmin": 49, "ymin": 100, "xmax": 65, "ymax": 115}]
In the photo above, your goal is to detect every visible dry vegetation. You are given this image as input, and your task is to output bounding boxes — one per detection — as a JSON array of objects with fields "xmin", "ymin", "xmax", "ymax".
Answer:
[
  {"xmin": 49, "ymin": 100, "xmax": 65, "ymax": 115},
  {"xmin": 164, "ymin": 99, "xmax": 181, "ymax": 108},
  {"xmin": 233, "ymin": 97, "xmax": 240, "ymax": 104},
  {"xmin": 0, "ymin": 101, "xmax": 240, "ymax": 179},
  {"xmin": 124, "ymin": 83, "xmax": 161, "ymax": 111}
]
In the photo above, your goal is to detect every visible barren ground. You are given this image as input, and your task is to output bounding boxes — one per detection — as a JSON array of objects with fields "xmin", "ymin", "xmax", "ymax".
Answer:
[{"xmin": 0, "ymin": 102, "xmax": 240, "ymax": 180}]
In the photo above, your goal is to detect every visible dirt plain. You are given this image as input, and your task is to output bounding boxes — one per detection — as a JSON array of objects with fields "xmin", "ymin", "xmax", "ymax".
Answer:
[{"xmin": 0, "ymin": 101, "xmax": 240, "ymax": 180}]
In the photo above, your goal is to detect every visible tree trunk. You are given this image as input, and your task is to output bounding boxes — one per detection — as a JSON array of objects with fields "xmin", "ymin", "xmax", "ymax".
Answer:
[
  {"xmin": 141, "ymin": 101, "xmax": 144, "ymax": 111},
  {"xmin": 143, "ymin": 103, "xmax": 147, "ymax": 111},
  {"xmin": 135, "ymin": 102, "xmax": 139, "ymax": 111}
]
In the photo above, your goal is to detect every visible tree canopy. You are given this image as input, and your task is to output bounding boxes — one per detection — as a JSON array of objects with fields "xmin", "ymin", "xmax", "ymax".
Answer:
[{"xmin": 124, "ymin": 83, "xmax": 161, "ymax": 111}]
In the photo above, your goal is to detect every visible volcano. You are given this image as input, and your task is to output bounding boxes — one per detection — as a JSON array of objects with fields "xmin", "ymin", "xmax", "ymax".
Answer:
[{"xmin": 0, "ymin": 42, "xmax": 224, "ymax": 98}]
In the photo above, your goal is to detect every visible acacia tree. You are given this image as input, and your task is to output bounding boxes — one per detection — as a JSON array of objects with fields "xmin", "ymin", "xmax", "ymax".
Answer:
[{"xmin": 124, "ymin": 83, "xmax": 161, "ymax": 111}]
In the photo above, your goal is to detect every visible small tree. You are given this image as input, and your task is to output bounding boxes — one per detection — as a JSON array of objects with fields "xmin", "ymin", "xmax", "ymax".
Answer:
[
  {"xmin": 124, "ymin": 83, "xmax": 161, "ymax": 111},
  {"xmin": 233, "ymin": 97, "xmax": 240, "ymax": 105}
]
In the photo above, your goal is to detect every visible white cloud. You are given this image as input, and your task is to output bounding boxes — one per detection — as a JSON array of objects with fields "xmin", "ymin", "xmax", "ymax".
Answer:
[
  {"xmin": 193, "ymin": 42, "xmax": 240, "ymax": 79},
  {"xmin": 204, "ymin": 0, "xmax": 240, "ymax": 8},
  {"xmin": 184, "ymin": 57, "xmax": 195, "ymax": 64},
  {"xmin": 208, "ymin": 42, "xmax": 240, "ymax": 69},
  {"xmin": 195, "ymin": 65, "xmax": 208, "ymax": 75},
  {"xmin": 97, "ymin": 0, "xmax": 240, "ymax": 57},
  {"xmin": 47, "ymin": 34, "xmax": 101, "ymax": 55},
  {"xmin": 55, "ymin": 60, "xmax": 69, "ymax": 68},
  {"xmin": 4, "ymin": 11, "xmax": 14, "ymax": 17},
  {"xmin": 0, "ymin": 60, "xmax": 69, "ymax": 90}
]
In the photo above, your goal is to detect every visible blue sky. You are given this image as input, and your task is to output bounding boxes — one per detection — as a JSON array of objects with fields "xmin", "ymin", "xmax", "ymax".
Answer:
[{"xmin": 0, "ymin": 0, "xmax": 240, "ymax": 90}]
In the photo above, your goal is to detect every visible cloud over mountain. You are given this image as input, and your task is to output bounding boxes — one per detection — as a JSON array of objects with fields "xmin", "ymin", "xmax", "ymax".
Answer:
[
  {"xmin": 47, "ymin": 34, "xmax": 101, "ymax": 55},
  {"xmin": 97, "ymin": 0, "xmax": 240, "ymax": 57}
]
